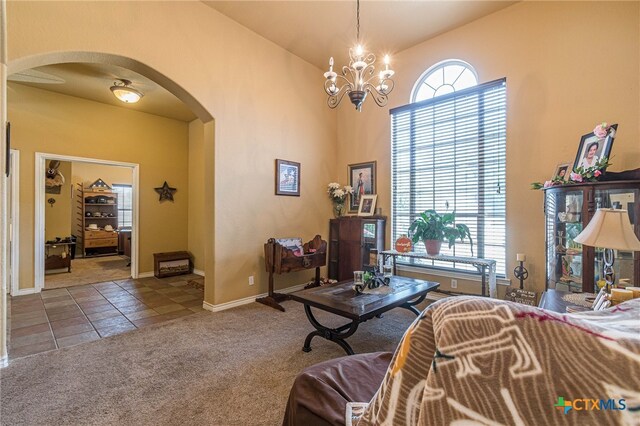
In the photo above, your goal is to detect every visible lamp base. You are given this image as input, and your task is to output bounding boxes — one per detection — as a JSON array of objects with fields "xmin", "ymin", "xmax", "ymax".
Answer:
[{"xmin": 603, "ymin": 248, "xmax": 615, "ymax": 293}]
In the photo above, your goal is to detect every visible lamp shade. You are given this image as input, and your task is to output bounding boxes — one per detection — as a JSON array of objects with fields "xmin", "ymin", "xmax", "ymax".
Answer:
[{"xmin": 574, "ymin": 208, "xmax": 640, "ymax": 251}]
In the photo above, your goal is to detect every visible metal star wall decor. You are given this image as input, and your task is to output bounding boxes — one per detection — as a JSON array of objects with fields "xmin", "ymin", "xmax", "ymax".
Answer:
[{"xmin": 155, "ymin": 181, "xmax": 177, "ymax": 202}]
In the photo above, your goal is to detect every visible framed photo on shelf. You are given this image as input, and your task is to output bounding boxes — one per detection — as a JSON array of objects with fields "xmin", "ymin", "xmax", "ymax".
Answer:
[
  {"xmin": 275, "ymin": 159, "xmax": 300, "ymax": 196},
  {"xmin": 572, "ymin": 124, "xmax": 617, "ymax": 171},
  {"xmin": 348, "ymin": 161, "xmax": 376, "ymax": 212},
  {"xmin": 358, "ymin": 194, "xmax": 377, "ymax": 217},
  {"xmin": 553, "ymin": 163, "xmax": 571, "ymax": 181}
]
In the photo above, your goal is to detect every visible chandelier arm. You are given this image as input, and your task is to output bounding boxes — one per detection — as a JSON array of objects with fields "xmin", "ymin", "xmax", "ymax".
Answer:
[
  {"xmin": 327, "ymin": 85, "xmax": 350, "ymax": 109},
  {"xmin": 335, "ymin": 74, "xmax": 353, "ymax": 86},
  {"xmin": 361, "ymin": 65, "xmax": 377, "ymax": 85},
  {"xmin": 363, "ymin": 83, "xmax": 389, "ymax": 107},
  {"xmin": 341, "ymin": 65, "xmax": 358, "ymax": 85},
  {"xmin": 324, "ymin": 77, "xmax": 354, "ymax": 96},
  {"xmin": 381, "ymin": 79, "xmax": 395, "ymax": 94},
  {"xmin": 364, "ymin": 53, "xmax": 376, "ymax": 64}
]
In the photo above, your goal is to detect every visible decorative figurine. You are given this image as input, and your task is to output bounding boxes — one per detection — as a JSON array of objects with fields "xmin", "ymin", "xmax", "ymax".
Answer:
[
  {"xmin": 514, "ymin": 253, "xmax": 529, "ymax": 290},
  {"xmin": 155, "ymin": 181, "xmax": 177, "ymax": 202}
]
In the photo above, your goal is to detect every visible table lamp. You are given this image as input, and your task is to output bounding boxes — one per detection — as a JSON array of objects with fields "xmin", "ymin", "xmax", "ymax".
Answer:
[{"xmin": 574, "ymin": 208, "xmax": 640, "ymax": 292}]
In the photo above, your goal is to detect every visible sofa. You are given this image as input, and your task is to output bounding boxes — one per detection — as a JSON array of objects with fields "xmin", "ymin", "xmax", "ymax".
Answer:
[{"xmin": 283, "ymin": 296, "xmax": 640, "ymax": 425}]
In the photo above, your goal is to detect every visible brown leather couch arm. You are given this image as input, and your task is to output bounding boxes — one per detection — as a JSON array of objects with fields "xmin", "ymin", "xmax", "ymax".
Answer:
[{"xmin": 282, "ymin": 352, "xmax": 393, "ymax": 426}]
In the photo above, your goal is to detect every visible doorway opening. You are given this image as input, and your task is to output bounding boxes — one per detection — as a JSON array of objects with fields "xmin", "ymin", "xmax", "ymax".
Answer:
[{"xmin": 35, "ymin": 153, "xmax": 140, "ymax": 291}]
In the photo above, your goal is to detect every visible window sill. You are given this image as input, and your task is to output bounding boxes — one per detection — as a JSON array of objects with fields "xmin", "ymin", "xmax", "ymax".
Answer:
[{"xmin": 396, "ymin": 264, "xmax": 511, "ymax": 286}]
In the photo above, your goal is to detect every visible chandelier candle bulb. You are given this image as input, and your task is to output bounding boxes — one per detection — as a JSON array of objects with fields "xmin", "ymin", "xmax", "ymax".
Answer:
[{"xmin": 517, "ymin": 253, "xmax": 526, "ymax": 262}]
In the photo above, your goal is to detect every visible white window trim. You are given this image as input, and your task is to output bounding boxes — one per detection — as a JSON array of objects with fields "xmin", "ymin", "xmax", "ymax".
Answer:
[{"xmin": 410, "ymin": 58, "xmax": 479, "ymax": 103}]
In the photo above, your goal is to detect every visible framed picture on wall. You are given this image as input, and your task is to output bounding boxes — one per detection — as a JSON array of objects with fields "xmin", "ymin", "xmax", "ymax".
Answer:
[
  {"xmin": 572, "ymin": 124, "xmax": 617, "ymax": 171},
  {"xmin": 275, "ymin": 159, "xmax": 300, "ymax": 196},
  {"xmin": 348, "ymin": 161, "xmax": 376, "ymax": 212}
]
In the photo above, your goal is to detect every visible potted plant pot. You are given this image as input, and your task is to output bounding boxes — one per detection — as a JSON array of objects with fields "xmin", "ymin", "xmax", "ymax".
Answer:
[
  {"xmin": 409, "ymin": 210, "xmax": 474, "ymax": 256},
  {"xmin": 423, "ymin": 239, "xmax": 442, "ymax": 256}
]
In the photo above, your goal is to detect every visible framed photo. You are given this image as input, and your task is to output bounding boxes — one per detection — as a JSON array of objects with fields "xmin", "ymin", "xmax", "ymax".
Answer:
[
  {"xmin": 358, "ymin": 194, "xmax": 377, "ymax": 216},
  {"xmin": 553, "ymin": 162, "xmax": 571, "ymax": 181},
  {"xmin": 348, "ymin": 161, "xmax": 376, "ymax": 212},
  {"xmin": 572, "ymin": 124, "xmax": 617, "ymax": 172},
  {"xmin": 275, "ymin": 159, "xmax": 300, "ymax": 196}
]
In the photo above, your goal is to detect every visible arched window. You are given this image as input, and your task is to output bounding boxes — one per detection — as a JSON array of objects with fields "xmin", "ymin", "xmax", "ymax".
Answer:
[
  {"xmin": 391, "ymin": 61, "xmax": 506, "ymax": 278},
  {"xmin": 411, "ymin": 60, "xmax": 478, "ymax": 102}
]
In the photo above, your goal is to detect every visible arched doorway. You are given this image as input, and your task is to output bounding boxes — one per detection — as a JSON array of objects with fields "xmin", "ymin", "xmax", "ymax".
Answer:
[{"xmin": 2, "ymin": 51, "xmax": 215, "ymax": 362}]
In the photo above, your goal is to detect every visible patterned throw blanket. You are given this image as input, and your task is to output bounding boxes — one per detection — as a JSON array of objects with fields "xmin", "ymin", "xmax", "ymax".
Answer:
[{"xmin": 357, "ymin": 297, "xmax": 640, "ymax": 425}]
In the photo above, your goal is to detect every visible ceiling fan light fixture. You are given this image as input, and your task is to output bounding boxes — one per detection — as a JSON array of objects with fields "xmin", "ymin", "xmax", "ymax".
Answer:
[{"xmin": 110, "ymin": 79, "xmax": 144, "ymax": 103}]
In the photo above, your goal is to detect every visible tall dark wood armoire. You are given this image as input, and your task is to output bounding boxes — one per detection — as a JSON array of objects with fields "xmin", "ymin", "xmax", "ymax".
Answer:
[{"xmin": 328, "ymin": 216, "xmax": 386, "ymax": 281}]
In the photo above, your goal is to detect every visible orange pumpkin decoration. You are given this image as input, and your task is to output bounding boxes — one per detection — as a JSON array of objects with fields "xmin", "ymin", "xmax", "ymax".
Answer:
[{"xmin": 395, "ymin": 234, "xmax": 412, "ymax": 253}]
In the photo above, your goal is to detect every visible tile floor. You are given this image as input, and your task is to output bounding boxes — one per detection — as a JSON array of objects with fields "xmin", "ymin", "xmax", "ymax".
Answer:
[{"xmin": 8, "ymin": 274, "xmax": 205, "ymax": 359}]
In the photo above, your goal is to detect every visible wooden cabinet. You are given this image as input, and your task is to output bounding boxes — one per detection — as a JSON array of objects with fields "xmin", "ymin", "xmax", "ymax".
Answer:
[
  {"xmin": 544, "ymin": 180, "xmax": 640, "ymax": 292},
  {"xmin": 83, "ymin": 189, "xmax": 119, "ymax": 257},
  {"xmin": 328, "ymin": 216, "xmax": 386, "ymax": 281},
  {"xmin": 119, "ymin": 230, "xmax": 132, "ymax": 258}
]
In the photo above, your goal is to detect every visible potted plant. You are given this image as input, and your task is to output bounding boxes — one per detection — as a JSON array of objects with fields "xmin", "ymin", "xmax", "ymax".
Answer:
[{"xmin": 408, "ymin": 210, "xmax": 473, "ymax": 256}]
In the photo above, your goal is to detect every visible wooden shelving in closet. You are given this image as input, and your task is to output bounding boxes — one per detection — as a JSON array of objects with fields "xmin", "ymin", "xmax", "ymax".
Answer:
[{"xmin": 82, "ymin": 189, "xmax": 119, "ymax": 257}]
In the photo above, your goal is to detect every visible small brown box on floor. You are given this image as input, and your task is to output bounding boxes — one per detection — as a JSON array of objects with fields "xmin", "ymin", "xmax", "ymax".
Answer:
[{"xmin": 153, "ymin": 251, "xmax": 193, "ymax": 278}]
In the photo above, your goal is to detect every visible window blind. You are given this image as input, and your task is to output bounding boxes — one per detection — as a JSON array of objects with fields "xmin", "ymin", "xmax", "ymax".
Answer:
[
  {"xmin": 112, "ymin": 184, "xmax": 133, "ymax": 228},
  {"xmin": 390, "ymin": 78, "xmax": 507, "ymax": 275}
]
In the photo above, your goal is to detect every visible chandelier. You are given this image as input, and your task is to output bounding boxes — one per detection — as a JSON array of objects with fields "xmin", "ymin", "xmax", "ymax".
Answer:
[{"xmin": 323, "ymin": 0, "xmax": 395, "ymax": 111}]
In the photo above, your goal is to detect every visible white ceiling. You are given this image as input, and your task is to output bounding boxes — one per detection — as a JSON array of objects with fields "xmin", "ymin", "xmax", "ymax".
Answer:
[
  {"xmin": 9, "ymin": 63, "xmax": 197, "ymax": 122},
  {"xmin": 204, "ymin": 1, "xmax": 517, "ymax": 70},
  {"xmin": 7, "ymin": 2, "xmax": 516, "ymax": 120}
]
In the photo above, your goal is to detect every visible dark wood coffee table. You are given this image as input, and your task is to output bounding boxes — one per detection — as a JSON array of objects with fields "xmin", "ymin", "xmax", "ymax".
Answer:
[{"xmin": 289, "ymin": 276, "xmax": 439, "ymax": 355}]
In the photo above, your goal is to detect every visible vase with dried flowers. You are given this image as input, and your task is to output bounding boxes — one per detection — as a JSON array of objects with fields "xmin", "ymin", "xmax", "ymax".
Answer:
[{"xmin": 327, "ymin": 182, "xmax": 353, "ymax": 218}]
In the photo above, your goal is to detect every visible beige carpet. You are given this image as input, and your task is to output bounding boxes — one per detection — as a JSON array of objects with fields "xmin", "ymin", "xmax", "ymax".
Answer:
[
  {"xmin": 45, "ymin": 256, "xmax": 131, "ymax": 289},
  {"xmin": 0, "ymin": 299, "xmax": 426, "ymax": 425}
]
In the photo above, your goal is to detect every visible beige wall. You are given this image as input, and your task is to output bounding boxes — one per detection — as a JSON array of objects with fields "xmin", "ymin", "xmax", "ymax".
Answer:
[
  {"xmin": 9, "ymin": 83, "xmax": 190, "ymax": 288},
  {"xmin": 7, "ymin": 1, "xmax": 337, "ymax": 304},
  {"xmin": 337, "ymin": 1, "xmax": 640, "ymax": 296},
  {"xmin": 72, "ymin": 163, "xmax": 133, "ymax": 188},
  {"xmin": 44, "ymin": 160, "xmax": 72, "ymax": 241},
  {"xmin": 188, "ymin": 119, "xmax": 205, "ymax": 271}
]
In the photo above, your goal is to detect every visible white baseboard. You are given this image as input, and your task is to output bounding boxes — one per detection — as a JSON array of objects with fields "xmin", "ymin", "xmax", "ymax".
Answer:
[
  {"xmin": 202, "ymin": 282, "xmax": 307, "ymax": 313},
  {"xmin": 0, "ymin": 355, "xmax": 8, "ymax": 368},
  {"xmin": 11, "ymin": 287, "xmax": 40, "ymax": 297},
  {"xmin": 193, "ymin": 269, "xmax": 205, "ymax": 277}
]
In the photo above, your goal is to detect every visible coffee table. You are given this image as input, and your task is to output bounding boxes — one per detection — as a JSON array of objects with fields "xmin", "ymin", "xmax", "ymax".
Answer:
[{"xmin": 289, "ymin": 276, "xmax": 439, "ymax": 355}]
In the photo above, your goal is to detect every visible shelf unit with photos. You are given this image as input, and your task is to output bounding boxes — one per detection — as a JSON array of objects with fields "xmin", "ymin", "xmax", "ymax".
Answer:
[
  {"xmin": 82, "ymin": 189, "xmax": 119, "ymax": 257},
  {"xmin": 543, "ymin": 180, "xmax": 640, "ymax": 293}
]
